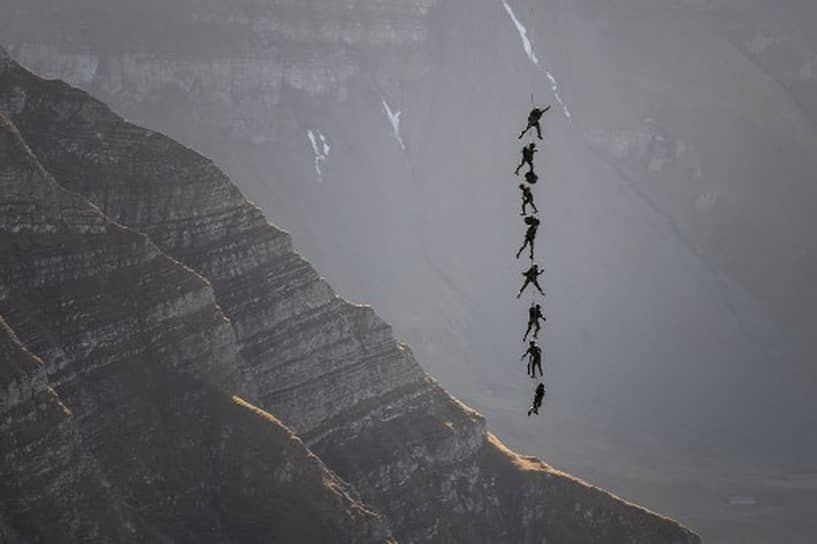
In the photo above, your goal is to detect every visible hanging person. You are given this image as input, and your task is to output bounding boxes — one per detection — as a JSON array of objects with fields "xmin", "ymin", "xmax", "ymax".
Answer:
[
  {"xmin": 514, "ymin": 142, "xmax": 538, "ymax": 176},
  {"xmin": 519, "ymin": 105, "xmax": 551, "ymax": 140},
  {"xmin": 527, "ymin": 382, "xmax": 546, "ymax": 416},
  {"xmin": 517, "ymin": 263, "xmax": 546, "ymax": 298},
  {"xmin": 523, "ymin": 302, "xmax": 546, "ymax": 341},
  {"xmin": 516, "ymin": 216, "xmax": 541, "ymax": 260},
  {"xmin": 519, "ymin": 184, "xmax": 538, "ymax": 215},
  {"xmin": 521, "ymin": 340, "xmax": 543, "ymax": 378}
]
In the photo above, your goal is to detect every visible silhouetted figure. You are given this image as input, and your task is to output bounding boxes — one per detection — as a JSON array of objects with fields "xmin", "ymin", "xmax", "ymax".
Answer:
[
  {"xmin": 521, "ymin": 340, "xmax": 543, "ymax": 378},
  {"xmin": 516, "ymin": 216, "xmax": 540, "ymax": 260},
  {"xmin": 528, "ymin": 383, "xmax": 546, "ymax": 416},
  {"xmin": 514, "ymin": 143, "xmax": 537, "ymax": 175},
  {"xmin": 523, "ymin": 303, "xmax": 546, "ymax": 341},
  {"xmin": 519, "ymin": 105, "xmax": 551, "ymax": 140},
  {"xmin": 524, "ymin": 170, "xmax": 538, "ymax": 185},
  {"xmin": 517, "ymin": 263, "xmax": 545, "ymax": 298},
  {"xmin": 519, "ymin": 184, "xmax": 538, "ymax": 215}
]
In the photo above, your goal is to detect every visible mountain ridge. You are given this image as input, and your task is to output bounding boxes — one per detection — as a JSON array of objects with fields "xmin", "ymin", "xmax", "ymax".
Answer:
[
  {"xmin": 0, "ymin": 49, "xmax": 699, "ymax": 543},
  {"xmin": 0, "ymin": 106, "xmax": 393, "ymax": 543}
]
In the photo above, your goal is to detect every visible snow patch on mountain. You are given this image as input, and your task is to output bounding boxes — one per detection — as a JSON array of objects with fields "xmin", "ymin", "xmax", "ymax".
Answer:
[
  {"xmin": 502, "ymin": 1, "xmax": 571, "ymax": 119},
  {"xmin": 307, "ymin": 129, "xmax": 331, "ymax": 180},
  {"xmin": 382, "ymin": 100, "xmax": 406, "ymax": 151},
  {"xmin": 502, "ymin": 1, "xmax": 538, "ymax": 65}
]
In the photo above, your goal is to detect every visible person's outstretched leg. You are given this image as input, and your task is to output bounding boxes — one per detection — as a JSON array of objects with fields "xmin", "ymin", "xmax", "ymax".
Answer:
[{"xmin": 517, "ymin": 239, "xmax": 529, "ymax": 259}]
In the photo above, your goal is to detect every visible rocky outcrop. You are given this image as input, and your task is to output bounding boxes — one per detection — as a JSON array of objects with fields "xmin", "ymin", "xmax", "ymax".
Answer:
[
  {"xmin": 0, "ymin": 314, "xmax": 161, "ymax": 542},
  {"xmin": 0, "ymin": 3, "xmax": 457, "ymax": 378},
  {"xmin": 0, "ymin": 53, "xmax": 699, "ymax": 543},
  {"xmin": 0, "ymin": 110, "xmax": 391, "ymax": 542}
]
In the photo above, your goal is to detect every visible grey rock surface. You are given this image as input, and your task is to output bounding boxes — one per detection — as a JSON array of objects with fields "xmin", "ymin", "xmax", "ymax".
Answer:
[
  {"xmin": 6, "ymin": 4, "xmax": 813, "ymax": 541},
  {"xmin": 1, "ymin": 0, "xmax": 435, "ymax": 145},
  {"xmin": 0, "ymin": 110, "xmax": 392, "ymax": 543},
  {"xmin": 0, "ymin": 314, "xmax": 161, "ymax": 543},
  {"xmin": 0, "ymin": 52, "xmax": 700, "ymax": 543}
]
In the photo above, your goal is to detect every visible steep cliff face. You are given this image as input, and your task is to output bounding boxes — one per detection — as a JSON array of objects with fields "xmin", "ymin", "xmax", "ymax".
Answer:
[
  {"xmin": 9, "ymin": 7, "xmax": 814, "ymax": 543},
  {"xmin": 0, "ymin": 315, "xmax": 160, "ymax": 542},
  {"xmin": 0, "ymin": 110, "xmax": 391, "ymax": 543},
  {"xmin": 0, "ymin": 53, "xmax": 699, "ymax": 543},
  {"xmin": 6, "ymin": 1, "xmax": 815, "ymax": 452},
  {"xmin": 0, "ymin": 1, "xmax": 457, "ymax": 386}
]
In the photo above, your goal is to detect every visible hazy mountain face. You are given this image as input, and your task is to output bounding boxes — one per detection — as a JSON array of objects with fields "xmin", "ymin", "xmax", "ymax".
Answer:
[
  {"xmin": 4, "ymin": 1, "xmax": 817, "ymax": 541},
  {"xmin": 0, "ymin": 52, "xmax": 703, "ymax": 544}
]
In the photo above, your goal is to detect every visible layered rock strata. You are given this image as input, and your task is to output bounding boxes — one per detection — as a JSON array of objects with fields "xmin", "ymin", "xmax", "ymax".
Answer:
[
  {"xmin": 0, "ymin": 110, "xmax": 391, "ymax": 542},
  {"xmin": 1, "ymin": 53, "xmax": 700, "ymax": 543},
  {"xmin": 1, "ymin": 0, "xmax": 436, "ymax": 146},
  {"xmin": 0, "ymin": 315, "xmax": 161, "ymax": 543}
]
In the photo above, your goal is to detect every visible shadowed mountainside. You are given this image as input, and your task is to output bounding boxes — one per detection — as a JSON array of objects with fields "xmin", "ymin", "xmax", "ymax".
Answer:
[
  {"xmin": 4, "ymin": 2, "xmax": 813, "ymax": 541},
  {"xmin": 0, "ymin": 314, "xmax": 164, "ymax": 542},
  {"xmin": 6, "ymin": 0, "xmax": 814, "ymax": 469},
  {"xmin": 0, "ymin": 108, "xmax": 392, "ymax": 543},
  {"xmin": 0, "ymin": 50, "xmax": 699, "ymax": 543}
]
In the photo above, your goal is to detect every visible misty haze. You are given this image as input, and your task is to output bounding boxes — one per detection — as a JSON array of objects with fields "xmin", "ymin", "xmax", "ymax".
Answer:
[{"xmin": 1, "ymin": 1, "xmax": 816, "ymax": 542}]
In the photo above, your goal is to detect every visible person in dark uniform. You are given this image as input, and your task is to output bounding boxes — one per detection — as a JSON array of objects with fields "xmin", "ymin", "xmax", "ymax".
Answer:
[
  {"xmin": 523, "ymin": 302, "xmax": 546, "ymax": 341},
  {"xmin": 516, "ymin": 216, "xmax": 540, "ymax": 260},
  {"xmin": 519, "ymin": 184, "xmax": 538, "ymax": 215},
  {"xmin": 514, "ymin": 142, "xmax": 537, "ymax": 176},
  {"xmin": 519, "ymin": 105, "xmax": 551, "ymax": 139},
  {"xmin": 521, "ymin": 340, "xmax": 543, "ymax": 378},
  {"xmin": 528, "ymin": 382, "xmax": 546, "ymax": 416},
  {"xmin": 517, "ymin": 263, "xmax": 546, "ymax": 298}
]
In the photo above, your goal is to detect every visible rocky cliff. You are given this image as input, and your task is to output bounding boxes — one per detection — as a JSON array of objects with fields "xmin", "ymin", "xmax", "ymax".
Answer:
[
  {"xmin": 0, "ymin": 50, "xmax": 699, "ymax": 543},
  {"xmin": 0, "ymin": 108, "xmax": 391, "ymax": 543},
  {"xmin": 0, "ymin": 0, "xmax": 456, "ymax": 376},
  {"xmin": 9, "ymin": 6, "xmax": 813, "ymax": 542},
  {"xmin": 0, "ymin": 314, "xmax": 161, "ymax": 542}
]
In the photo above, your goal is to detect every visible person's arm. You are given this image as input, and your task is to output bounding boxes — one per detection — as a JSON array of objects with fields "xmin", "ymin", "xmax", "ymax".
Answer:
[{"xmin": 543, "ymin": 105, "xmax": 552, "ymax": 113}]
